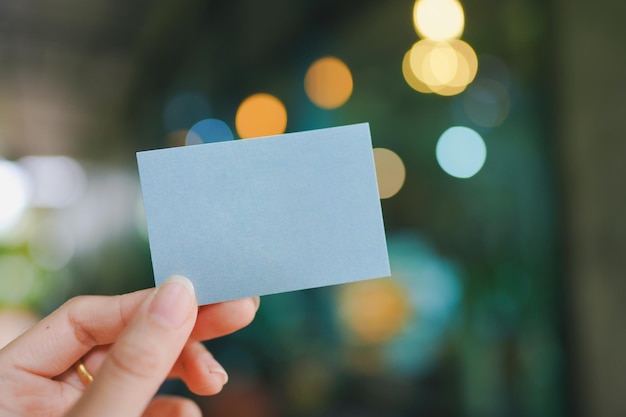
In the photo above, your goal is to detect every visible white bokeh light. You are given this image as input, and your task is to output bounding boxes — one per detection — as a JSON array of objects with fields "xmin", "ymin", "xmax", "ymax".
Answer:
[
  {"xmin": 19, "ymin": 156, "xmax": 86, "ymax": 208},
  {"xmin": 413, "ymin": 0, "xmax": 465, "ymax": 41},
  {"xmin": 436, "ymin": 126, "xmax": 487, "ymax": 178},
  {"xmin": 28, "ymin": 216, "xmax": 76, "ymax": 270},
  {"xmin": 0, "ymin": 160, "xmax": 32, "ymax": 233}
]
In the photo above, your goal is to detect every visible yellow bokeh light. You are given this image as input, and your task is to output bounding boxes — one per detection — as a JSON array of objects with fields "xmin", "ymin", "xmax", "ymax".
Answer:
[
  {"xmin": 447, "ymin": 39, "xmax": 478, "ymax": 87},
  {"xmin": 427, "ymin": 42, "xmax": 458, "ymax": 85},
  {"xmin": 409, "ymin": 39, "xmax": 437, "ymax": 86},
  {"xmin": 429, "ymin": 40, "xmax": 477, "ymax": 95},
  {"xmin": 402, "ymin": 50, "xmax": 432, "ymax": 93},
  {"xmin": 407, "ymin": 39, "xmax": 477, "ymax": 97},
  {"xmin": 235, "ymin": 93, "xmax": 288, "ymax": 139},
  {"xmin": 373, "ymin": 148, "xmax": 406, "ymax": 199},
  {"xmin": 337, "ymin": 278, "xmax": 412, "ymax": 344},
  {"xmin": 304, "ymin": 56, "xmax": 354, "ymax": 109},
  {"xmin": 413, "ymin": 0, "xmax": 465, "ymax": 41},
  {"xmin": 409, "ymin": 40, "xmax": 453, "ymax": 88},
  {"xmin": 431, "ymin": 83, "xmax": 467, "ymax": 97}
]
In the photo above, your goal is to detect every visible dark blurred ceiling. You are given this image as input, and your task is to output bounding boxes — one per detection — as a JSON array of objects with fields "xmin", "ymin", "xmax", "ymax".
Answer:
[
  {"xmin": 0, "ymin": 0, "xmax": 153, "ymax": 157},
  {"xmin": 0, "ymin": 0, "xmax": 388, "ymax": 160}
]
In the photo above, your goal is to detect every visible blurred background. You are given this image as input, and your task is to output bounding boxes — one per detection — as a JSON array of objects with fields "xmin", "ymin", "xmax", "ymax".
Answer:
[{"xmin": 1, "ymin": 0, "xmax": 625, "ymax": 416}]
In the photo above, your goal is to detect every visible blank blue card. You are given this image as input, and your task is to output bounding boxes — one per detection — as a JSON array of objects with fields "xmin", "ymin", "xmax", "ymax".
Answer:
[{"xmin": 137, "ymin": 123, "xmax": 390, "ymax": 305}]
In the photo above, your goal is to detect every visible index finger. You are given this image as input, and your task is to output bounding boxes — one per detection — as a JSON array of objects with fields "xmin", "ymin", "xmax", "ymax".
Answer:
[
  {"xmin": 0, "ymin": 289, "xmax": 151, "ymax": 378},
  {"xmin": 0, "ymin": 291, "xmax": 260, "ymax": 379}
]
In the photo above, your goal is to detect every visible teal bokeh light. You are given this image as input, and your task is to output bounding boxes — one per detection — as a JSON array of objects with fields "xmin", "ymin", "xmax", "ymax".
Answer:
[{"xmin": 436, "ymin": 126, "xmax": 487, "ymax": 178}]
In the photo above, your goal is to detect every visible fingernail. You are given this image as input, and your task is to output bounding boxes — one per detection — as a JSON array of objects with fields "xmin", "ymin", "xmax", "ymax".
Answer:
[
  {"xmin": 203, "ymin": 355, "xmax": 229, "ymax": 385},
  {"xmin": 252, "ymin": 296, "xmax": 261, "ymax": 311},
  {"xmin": 149, "ymin": 275, "xmax": 196, "ymax": 328}
]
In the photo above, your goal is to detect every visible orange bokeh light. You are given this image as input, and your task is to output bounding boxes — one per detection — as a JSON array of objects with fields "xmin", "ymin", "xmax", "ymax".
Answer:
[
  {"xmin": 235, "ymin": 93, "xmax": 288, "ymax": 139},
  {"xmin": 337, "ymin": 278, "xmax": 412, "ymax": 344},
  {"xmin": 304, "ymin": 56, "xmax": 353, "ymax": 109}
]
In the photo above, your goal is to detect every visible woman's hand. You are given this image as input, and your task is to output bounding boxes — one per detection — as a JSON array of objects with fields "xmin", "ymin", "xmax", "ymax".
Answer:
[{"xmin": 0, "ymin": 275, "xmax": 260, "ymax": 417}]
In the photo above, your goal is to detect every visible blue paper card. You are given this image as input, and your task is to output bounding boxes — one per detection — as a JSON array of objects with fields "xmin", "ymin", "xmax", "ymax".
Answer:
[{"xmin": 137, "ymin": 123, "xmax": 390, "ymax": 305}]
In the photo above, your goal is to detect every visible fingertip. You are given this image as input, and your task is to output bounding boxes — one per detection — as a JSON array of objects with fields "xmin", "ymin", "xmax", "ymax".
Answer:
[
  {"xmin": 191, "ymin": 371, "xmax": 229, "ymax": 396},
  {"xmin": 251, "ymin": 296, "xmax": 261, "ymax": 312},
  {"xmin": 202, "ymin": 353, "xmax": 228, "ymax": 387},
  {"xmin": 177, "ymin": 342, "xmax": 229, "ymax": 396},
  {"xmin": 149, "ymin": 276, "xmax": 197, "ymax": 329},
  {"xmin": 164, "ymin": 275, "xmax": 195, "ymax": 299},
  {"xmin": 243, "ymin": 296, "xmax": 260, "ymax": 327},
  {"xmin": 236, "ymin": 297, "xmax": 261, "ymax": 326}
]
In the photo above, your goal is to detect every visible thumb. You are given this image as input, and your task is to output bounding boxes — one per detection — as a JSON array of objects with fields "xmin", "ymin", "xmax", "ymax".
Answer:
[{"xmin": 67, "ymin": 275, "xmax": 198, "ymax": 417}]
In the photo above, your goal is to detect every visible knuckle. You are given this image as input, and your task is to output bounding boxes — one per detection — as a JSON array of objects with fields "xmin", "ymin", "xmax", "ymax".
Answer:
[
  {"xmin": 64, "ymin": 296, "xmax": 98, "ymax": 348},
  {"xmin": 62, "ymin": 294, "xmax": 89, "ymax": 310},
  {"xmin": 108, "ymin": 340, "xmax": 163, "ymax": 381}
]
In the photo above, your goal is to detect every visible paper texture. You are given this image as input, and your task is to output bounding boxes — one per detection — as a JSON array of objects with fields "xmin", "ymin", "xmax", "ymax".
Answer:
[{"xmin": 137, "ymin": 123, "xmax": 390, "ymax": 305}]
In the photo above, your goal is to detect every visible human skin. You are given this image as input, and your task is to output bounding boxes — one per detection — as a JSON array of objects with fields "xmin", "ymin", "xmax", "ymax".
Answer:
[{"xmin": 0, "ymin": 275, "xmax": 260, "ymax": 417}]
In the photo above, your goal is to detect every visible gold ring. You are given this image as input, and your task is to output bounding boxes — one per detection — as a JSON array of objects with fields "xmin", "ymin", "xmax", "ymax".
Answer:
[{"xmin": 76, "ymin": 360, "xmax": 94, "ymax": 386}]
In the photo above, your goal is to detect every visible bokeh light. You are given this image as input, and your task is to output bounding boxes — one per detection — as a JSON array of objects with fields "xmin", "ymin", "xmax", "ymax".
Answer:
[
  {"xmin": 19, "ymin": 156, "xmax": 86, "ymax": 208},
  {"xmin": 28, "ymin": 217, "xmax": 76, "ymax": 270},
  {"xmin": 335, "ymin": 233, "xmax": 463, "ymax": 376},
  {"xmin": 447, "ymin": 39, "xmax": 478, "ymax": 87},
  {"xmin": 402, "ymin": 50, "xmax": 432, "ymax": 93},
  {"xmin": 62, "ymin": 169, "xmax": 141, "ymax": 253},
  {"xmin": 407, "ymin": 39, "xmax": 477, "ymax": 97},
  {"xmin": 413, "ymin": 0, "xmax": 465, "ymax": 41},
  {"xmin": 0, "ymin": 160, "xmax": 31, "ymax": 233},
  {"xmin": 186, "ymin": 118, "xmax": 234, "ymax": 145},
  {"xmin": 427, "ymin": 42, "xmax": 458, "ymax": 85},
  {"xmin": 382, "ymin": 233, "xmax": 462, "ymax": 375},
  {"xmin": 184, "ymin": 131, "xmax": 203, "ymax": 146},
  {"xmin": 304, "ymin": 56, "xmax": 354, "ymax": 109},
  {"xmin": 163, "ymin": 91, "xmax": 211, "ymax": 133},
  {"xmin": 408, "ymin": 39, "xmax": 438, "ymax": 85},
  {"xmin": 373, "ymin": 148, "xmax": 406, "ymax": 199},
  {"xmin": 462, "ymin": 78, "xmax": 510, "ymax": 127},
  {"xmin": 337, "ymin": 278, "xmax": 412, "ymax": 344},
  {"xmin": 436, "ymin": 126, "xmax": 487, "ymax": 178},
  {"xmin": 235, "ymin": 93, "xmax": 288, "ymax": 139}
]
